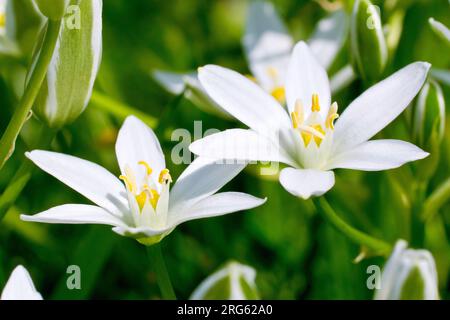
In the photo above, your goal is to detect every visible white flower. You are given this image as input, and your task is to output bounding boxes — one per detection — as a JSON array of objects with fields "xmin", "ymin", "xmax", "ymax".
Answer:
[
  {"xmin": 21, "ymin": 116, "xmax": 266, "ymax": 245},
  {"xmin": 243, "ymin": 1, "xmax": 348, "ymax": 102},
  {"xmin": 1, "ymin": 265, "xmax": 43, "ymax": 300},
  {"xmin": 190, "ymin": 261, "xmax": 258, "ymax": 300},
  {"xmin": 190, "ymin": 41, "xmax": 430, "ymax": 199},
  {"xmin": 375, "ymin": 240, "xmax": 439, "ymax": 300},
  {"xmin": 153, "ymin": 1, "xmax": 350, "ymax": 111}
]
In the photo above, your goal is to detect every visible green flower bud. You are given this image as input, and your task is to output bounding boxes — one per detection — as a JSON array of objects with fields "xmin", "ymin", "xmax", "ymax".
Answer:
[
  {"xmin": 375, "ymin": 240, "xmax": 439, "ymax": 300},
  {"xmin": 33, "ymin": 0, "xmax": 70, "ymax": 20},
  {"xmin": 190, "ymin": 262, "xmax": 259, "ymax": 300},
  {"xmin": 413, "ymin": 80, "xmax": 446, "ymax": 148},
  {"xmin": 30, "ymin": 0, "xmax": 102, "ymax": 128},
  {"xmin": 350, "ymin": 0, "xmax": 388, "ymax": 81}
]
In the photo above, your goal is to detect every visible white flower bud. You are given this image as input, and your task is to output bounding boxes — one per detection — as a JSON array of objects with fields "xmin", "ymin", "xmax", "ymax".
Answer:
[
  {"xmin": 190, "ymin": 261, "xmax": 259, "ymax": 300},
  {"xmin": 31, "ymin": 0, "xmax": 102, "ymax": 128},
  {"xmin": 375, "ymin": 240, "xmax": 439, "ymax": 300}
]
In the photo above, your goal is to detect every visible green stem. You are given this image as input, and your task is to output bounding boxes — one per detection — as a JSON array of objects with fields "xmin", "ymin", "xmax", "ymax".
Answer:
[
  {"xmin": 146, "ymin": 243, "xmax": 176, "ymax": 299},
  {"xmin": 0, "ymin": 124, "xmax": 56, "ymax": 222},
  {"xmin": 90, "ymin": 91, "xmax": 158, "ymax": 128},
  {"xmin": 422, "ymin": 177, "xmax": 450, "ymax": 221},
  {"xmin": 411, "ymin": 181, "xmax": 427, "ymax": 247},
  {"xmin": 0, "ymin": 19, "xmax": 62, "ymax": 170},
  {"xmin": 313, "ymin": 197, "xmax": 392, "ymax": 256}
]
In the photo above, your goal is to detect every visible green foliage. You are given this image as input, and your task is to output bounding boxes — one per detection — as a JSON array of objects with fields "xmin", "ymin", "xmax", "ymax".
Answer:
[{"xmin": 0, "ymin": 0, "xmax": 449, "ymax": 300}]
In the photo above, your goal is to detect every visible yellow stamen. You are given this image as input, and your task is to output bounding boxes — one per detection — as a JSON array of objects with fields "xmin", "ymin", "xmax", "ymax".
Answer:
[
  {"xmin": 299, "ymin": 125, "xmax": 326, "ymax": 147},
  {"xmin": 291, "ymin": 112, "xmax": 299, "ymax": 129},
  {"xmin": 291, "ymin": 100, "xmax": 305, "ymax": 129},
  {"xmin": 301, "ymin": 131, "xmax": 312, "ymax": 147},
  {"xmin": 119, "ymin": 175, "xmax": 135, "ymax": 194},
  {"xmin": 135, "ymin": 190, "xmax": 148, "ymax": 210},
  {"xmin": 312, "ymin": 124, "xmax": 325, "ymax": 146},
  {"xmin": 271, "ymin": 86, "xmax": 285, "ymax": 103},
  {"xmin": 0, "ymin": 13, "xmax": 5, "ymax": 27},
  {"xmin": 311, "ymin": 94, "xmax": 320, "ymax": 112},
  {"xmin": 149, "ymin": 189, "xmax": 160, "ymax": 209},
  {"xmin": 138, "ymin": 161, "xmax": 153, "ymax": 176},
  {"xmin": 326, "ymin": 102, "xmax": 339, "ymax": 130},
  {"xmin": 159, "ymin": 169, "xmax": 172, "ymax": 184}
]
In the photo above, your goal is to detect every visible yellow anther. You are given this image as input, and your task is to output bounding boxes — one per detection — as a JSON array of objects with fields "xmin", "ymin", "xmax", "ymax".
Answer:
[
  {"xmin": 301, "ymin": 131, "xmax": 312, "ymax": 147},
  {"xmin": 138, "ymin": 161, "xmax": 153, "ymax": 176},
  {"xmin": 135, "ymin": 190, "xmax": 148, "ymax": 211},
  {"xmin": 312, "ymin": 124, "xmax": 325, "ymax": 146},
  {"xmin": 299, "ymin": 125, "xmax": 325, "ymax": 147},
  {"xmin": 158, "ymin": 169, "xmax": 172, "ymax": 184},
  {"xmin": 149, "ymin": 189, "xmax": 160, "ymax": 209},
  {"xmin": 294, "ymin": 100, "xmax": 304, "ymax": 123},
  {"xmin": 291, "ymin": 112, "xmax": 300, "ymax": 129},
  {"xmin": 119, "ymin": 175, "xmax": 135, "ymax": 194},
  {"xmin": 271, "ymin": 86, "xmax": 285, "ymax": 103},
  {"xmin": 0, "ymin": 13, "xmax": 5, "ymax": 27},
  {"xmin": 311, "ymin": 94, "xmax": 320, "ymax": 112},
  {"xmin": 326, "ymin": 102, "xmax": 339, "ymax": 130}
]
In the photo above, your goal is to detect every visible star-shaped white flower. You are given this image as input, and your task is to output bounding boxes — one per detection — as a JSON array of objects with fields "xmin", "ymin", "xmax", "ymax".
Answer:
[
  {"xmin": 153, "ymin": 1, "xmax": 350, "ymax": 112},
  {"xmin": 1, "ymin": 265, "xmax": 43, "ymax": 300},
  {"xmin": 190, "ymin": 41, "xmax": 430, "ymax": 199},
  {"xmin": 21, "ymin": 116, "xmax": 266, "ymax": 245}
]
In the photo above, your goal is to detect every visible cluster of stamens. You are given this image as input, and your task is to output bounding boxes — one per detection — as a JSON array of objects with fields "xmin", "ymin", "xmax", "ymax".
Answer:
[
  {"xmin": 290, "ymin": 94, "xmax": 339, "ymax": 147},
  {"xmin": 119, "ymin": 161, "xmax": 172, "ymax": 211}
]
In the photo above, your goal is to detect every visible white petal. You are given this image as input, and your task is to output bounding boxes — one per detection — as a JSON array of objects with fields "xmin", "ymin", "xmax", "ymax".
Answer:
[
  {"xmin": 169, "ymin": 158, "xmax": 246, "ymax": 214},
  {"xmin": 152, "ymin": 70, "xmax": 193, "ymax": 94},
  {"xmin": 1, "ymin": 266, "xmax": 43, "ymax": 300},
  {"xmin": 242, "ymin": 1, "xmax": 293, "ymax": 90},
  {"xmin": 429, "ymin": 18, "xmax": 450, "ymax": 43},
  {"xmin": 198, "ymin": 65, "xmax": 291, "ymax": 134},
  {"xmin": 279, "ymin": 168, "xmax": 335, "ymax": 199},
  {"xmin": 170, "ymin": 192, "xmax": 266, "ymax": 227},
  {"xmin": 26, "ymin": 150, "xmax": 128, "ymax": 216},
  {"xmin": 285, "ymin": 41, "xmax": 331, "ymax": 118},
  {"xmin": 330, "ymin": 64, "xmax": 356, "ymax": 94},
  {"xmin": 189, "ymin": 129, "xmax": 296, "ymax": 167},
  {"xmin": 326, "ymin": 139, "xmax": 429, "ymax": 171},
  {"xmin": 309, "ymin": 10, "xmax": 348, "ymax": 70},
  {"xmin": 332, "ymin": 62, "xmax": 431, "ymax": 153},
  {"xmin": 21, "ymin": 204, "xmax": 127, "ymax": 227},
  {"xmin": 116, "ymin": 115, "xmax": 165, "ymax": 186}
]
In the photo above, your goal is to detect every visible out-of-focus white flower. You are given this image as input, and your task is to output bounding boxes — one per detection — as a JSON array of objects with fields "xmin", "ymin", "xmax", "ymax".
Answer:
[
  {"xmin": 375, "ymin": 240, "xmax": 439, "ymax": 300},
  {"xmin": 190, "ymin": 41, "xmax": 430, "ymax": 199},
  {"xmin": 190, "ymin": 261, "xmax": 259, "ymax": 300},
  {"xmin": 153, "ymin": 1, "xmax": 351, "ymax": 115},
  {"xmin": 21, "ymin": 116, "xmax": 266, "ymax": 246},
  {"xmin": 1, "ymin": 265, "xmax": 43, "ymax": 300}
]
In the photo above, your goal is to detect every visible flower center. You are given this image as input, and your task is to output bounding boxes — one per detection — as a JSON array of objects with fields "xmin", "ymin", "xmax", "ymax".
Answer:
[
  {"xmin": 119, "ymin": 161, "xmax": 172, "ymax": 211},
  {"xmin": 290, "ymin": 94, "xmax": 339, "ymax": 147}
]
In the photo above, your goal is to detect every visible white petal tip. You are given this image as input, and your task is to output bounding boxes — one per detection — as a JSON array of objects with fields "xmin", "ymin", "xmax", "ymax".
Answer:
[{"xmin": 20, "ymin": 214, "xmax": 33, "ymax": 222}]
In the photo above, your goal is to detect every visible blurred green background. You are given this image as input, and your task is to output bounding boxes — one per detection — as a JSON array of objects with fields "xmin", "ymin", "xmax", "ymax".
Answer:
[{"xmin": 0, "ymin": 0, "xmax": 449, "ymax": 299}]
